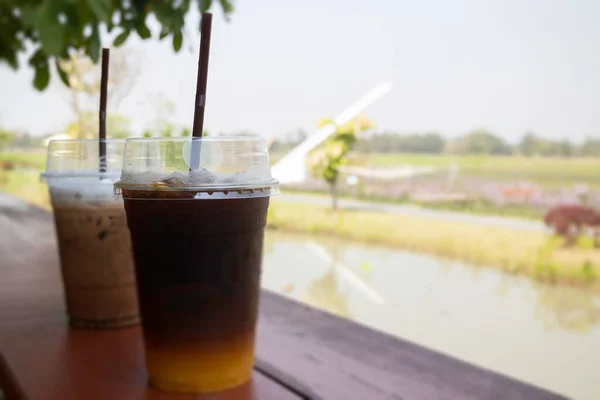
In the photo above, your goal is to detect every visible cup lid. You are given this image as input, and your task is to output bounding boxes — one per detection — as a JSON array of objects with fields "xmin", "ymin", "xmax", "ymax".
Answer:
[
  {"xmin": 114, "ymin": 136, "xmax": 280, "ymax": 194},
  {"xmin": 41, "ymin": 139, "xmax": 125, "ymax": 180}
]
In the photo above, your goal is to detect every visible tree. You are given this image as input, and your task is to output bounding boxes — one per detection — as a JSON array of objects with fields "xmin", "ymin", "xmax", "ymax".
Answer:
[
  {"xmin": 581, "ymin": 137, "xmax": 600, "ymax": 157},
  {"xmin": 519, "ymin": 132, "xmax": 539, "ymax": 156},
  {"xmin": 558, "ymin": 139, "xmax": 574, "ymax": 158},
  {"xmin": 355, "ymin": 131, "xmax": 445, "ymax": 154},
  {"xmin": 309, "ymin": 115, "xmax": 374, "ymax": 210},
  {"xmin": 448, "ymin": 129, "xmax": 512, "ymax": 155},
  {"xmin": 0, "ymin": 127, "xmax": 14, "ymax": 151},
  {"xmin": 0, "ymin": 0, "xmax": 233, "ymax": 90},
  {"xmin": 139, "ymin": 91, "xmax": 178, "ymax": 136},
  {"xmin": 63, "ymin": 112, "xmax": 132, "ymax": 139},
  {"xmin": 180, "ymin": 127, "xmax": 191, "ymax": 137},
  {"xmin": 518, "ymin": 132, "xmax": 577, "ymax": 157},
  {"xmin": 59, "ymin": 49, "xmax": 140, "ymax": 138}
]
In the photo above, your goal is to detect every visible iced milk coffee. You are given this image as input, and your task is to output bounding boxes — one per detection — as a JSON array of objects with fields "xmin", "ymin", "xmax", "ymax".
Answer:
[{"xmin": 43, "ymin": 139, "xmax": 139, "ymax": 329}]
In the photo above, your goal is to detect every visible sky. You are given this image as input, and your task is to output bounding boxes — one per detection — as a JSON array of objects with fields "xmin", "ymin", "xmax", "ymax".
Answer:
[{"xmin": 1, "ymin": 0, "xmax": 599, "ymax": 143}]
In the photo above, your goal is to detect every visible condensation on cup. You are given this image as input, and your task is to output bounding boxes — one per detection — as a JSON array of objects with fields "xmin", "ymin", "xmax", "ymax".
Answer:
[
  {"xmin": 114, "ymin": 136, "xmax": 279, "ymax": 394},
  {"xmin": 42, "ymin": 139, "xmax": 139, "ymax": 329}
]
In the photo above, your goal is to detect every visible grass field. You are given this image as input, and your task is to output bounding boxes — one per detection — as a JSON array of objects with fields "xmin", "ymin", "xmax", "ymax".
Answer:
[
  {"xmin": 268, "ymin": 201, "xmax": 600, "ymax": 286},
  {"xmin": 0, "ymin": 169, "xmax": 50, "ymax": 209},
  {"xmin": 0, "ymin": 151, "xmax": 46, "ymax": 170},
  {"xmin": 281, "ymin": 186, "xmax": 545, "ymax": 220},
  {"xmin": 349, "ymin": 153, "xmax": 600, "ymax": 187},
  {"xmin": 0, "ymin": 151, "xmax": 49, "ymax": 209},
  {"xmin": 2, "ymin": 149, "xmax": 599, "ymax": 286},
  {"xmin": 6, "ymin": 150, "xmax": 598, "ymax": 187}
]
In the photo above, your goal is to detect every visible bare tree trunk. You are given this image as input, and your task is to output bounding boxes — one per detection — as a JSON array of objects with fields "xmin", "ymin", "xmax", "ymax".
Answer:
[
  {"xmin": 330, "ymin": 180, "xmax": 338, "ymax": 211},
  {"xmin": 70, "ymin": 90, "xmax": 84, "ymax": 139},
  {"xmin": 60, "ymin": 50, "xmax": 141, "ymax": 139}
]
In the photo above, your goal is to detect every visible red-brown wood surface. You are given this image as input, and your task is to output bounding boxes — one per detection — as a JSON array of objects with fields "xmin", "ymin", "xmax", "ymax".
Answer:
[
  {"xmin": 0, "ymin": 195, "xmax": 300, "ymax": 400},
  {"xmin": 0, "ymin": 318, "xmax": 299, "ymax": 400},
  {"xmin": 0, "ymin": 194, "xmax": 569, "ymax": 400}
]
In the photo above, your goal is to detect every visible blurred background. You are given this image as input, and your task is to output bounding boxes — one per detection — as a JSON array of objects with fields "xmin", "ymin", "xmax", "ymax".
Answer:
[{"xmin": 1, "ymin": 1, "xmax": 599, "ymax": 399}]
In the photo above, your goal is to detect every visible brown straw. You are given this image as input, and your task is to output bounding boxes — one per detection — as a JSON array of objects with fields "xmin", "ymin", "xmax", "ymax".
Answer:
[
  {"xmin": 190, "ymin": 12, "xmax": 213, "ymax": 170},
  {"xmin": 192, "ymin": 12, "xmax": 213, "ymax": 138},
  {"xmin": 99, "ymin": 48, "xmax": 110, "ymax": 173}
]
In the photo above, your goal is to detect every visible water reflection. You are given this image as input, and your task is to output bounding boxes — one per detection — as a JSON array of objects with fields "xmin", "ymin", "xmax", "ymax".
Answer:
[
  {"xmin": 262, "ymin": 231, "xmax": 600, "ymax": 400},
  {"xmin": 534, "ymin": 285, "xmax": 600, "ymax": 332},
  {"xmin": 303, "ymin": 268, "xmax": 351, "ymax": 318}
]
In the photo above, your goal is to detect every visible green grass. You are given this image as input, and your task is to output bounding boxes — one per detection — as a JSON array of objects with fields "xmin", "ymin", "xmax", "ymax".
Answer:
[
  {"xmin": 267, "ymin": 201, "xmax": 600, "ymax": 286},
  {"xmin": 281, "ymin": 186, "xmax": 544, "ymax": 220},
  {"xmin": 350, "ymin": 153, "xmax": 600, "ymax": 187},
  {"xmin": 410, "ymin": 198, "xmax": 543, "ymax": 220},
  {"xmin": 0, "ymin": 151, "xmax": 47, "ymax": 170},
  {"xmin": 0, "ymin": 151, "xmax": 49, "ymax": 209},
  {"xmin": 3, "ymin": 150, "xmax": 599, "ymax": 287},
  {"xmin": 0, "ymin": 169, "xmax": 50, "ymax": 209}
]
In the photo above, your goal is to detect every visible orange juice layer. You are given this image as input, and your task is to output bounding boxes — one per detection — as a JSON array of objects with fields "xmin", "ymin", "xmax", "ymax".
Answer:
[{"xmin": 145, "ymin": 336, "xmax": 255, "ymax": 393}]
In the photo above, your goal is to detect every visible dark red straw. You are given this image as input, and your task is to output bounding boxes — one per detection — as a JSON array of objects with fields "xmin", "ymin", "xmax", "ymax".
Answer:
[
  {"xmin": 192, "ymin": 12, "xmax": 213, "ymax": 138},
  {"xmin": 99, "ymin": 48, "xmax": 110, "ymax": 173},
  {"xmin": 190, "ymin": 12, "xmax": 213, "ymax": 170}
]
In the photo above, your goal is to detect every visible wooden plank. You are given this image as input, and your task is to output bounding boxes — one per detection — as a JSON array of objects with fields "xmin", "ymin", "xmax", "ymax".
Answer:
[
  {"xmin": 0, "ymin": 353, "xmax": 27, "ymax": 400},
  {"xmin": 0, "ymin": 195, "xmax": 64, "ymax": 321},
  {"xmin": 0, "ymin": 194, "xmax": 301, "ymax": 400},
  {"xmin": 0, "ymin": 193, "xmax": 568, "ymax": 400},
  {"xmin": 256, "ymin": 291, "xmax": 568, "ymax": 400},
  {"xmin": 0, "ymin": 317, "xmax": 301, "ymax": 400}
]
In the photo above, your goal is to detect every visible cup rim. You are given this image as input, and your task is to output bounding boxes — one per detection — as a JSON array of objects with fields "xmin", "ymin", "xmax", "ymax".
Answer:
[
  {"xmin": 40, "ymin": 171, "xmax": 121, "ymax": 180},
  {"xmin": 113, "ymin": 179, "xmax": 280, "ymax": 191},
  {"xmin": 47, "ymin": 138, "xmax": 127, "ymax": 145},
  {"xmin": 124, "ymin": 136, "xmax": 266, "ymax": 143}
]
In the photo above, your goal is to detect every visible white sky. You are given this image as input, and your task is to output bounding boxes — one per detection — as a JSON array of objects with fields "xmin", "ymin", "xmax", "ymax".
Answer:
[{"xmin": 0, "ymin": 0, "xmax": 599, "ymax": 142}]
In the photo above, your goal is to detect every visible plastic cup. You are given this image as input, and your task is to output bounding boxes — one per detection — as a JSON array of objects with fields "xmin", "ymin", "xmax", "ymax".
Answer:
[
  {"xmin": 41, "ymin": 139, "xmax": 139, "ymax": 329},
  {"xmin": 114, "ymin": 136, "xmax": 279, "ymax": 394}
]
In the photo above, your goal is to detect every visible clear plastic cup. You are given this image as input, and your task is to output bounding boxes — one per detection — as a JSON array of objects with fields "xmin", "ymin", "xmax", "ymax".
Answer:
[
  {"xmin": 41, "ymin": 139, "xmax": 139, "ymax": 329},
  {"xmin": 114, "ymin": 136, "xmax": 279, "ymax": 394}
]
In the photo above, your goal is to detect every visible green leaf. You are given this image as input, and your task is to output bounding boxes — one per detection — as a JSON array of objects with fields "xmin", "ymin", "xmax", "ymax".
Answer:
[
  {"xmin": 113, "ymin": 30, "xmax": 130, "ymax": 47},
  {"xmin": 55, "ymin": 58, "xmax": 70, "ymax": 87},
  {"xmin": 89, "ymin": 25, "xmax": 101, "ymax": 62},
  {"xmin": 28, "ymin": 48, "xmax": 45, "ymax": 65},
  {"xmin": 38, "ymin": 22, "xmax": 65, "ymax": 56},
  {"xmin": 19, "ymin": 7, "xmax": 39, "ymax": 27},
  {"xmin": 33, "ymin": 63, "xmax": 50, "ymax": 90},
  {"xmin": 4, "ymin": 51, "xmax": 18, "ymax": 69},
  {"xmin": 76, "ymin": 0, "xmax": 94, "ymax": 25},
  {"xmin": 20, "ymin": 2, "xmax": 65, "ymax": 56},
  {"xmin": 219, "ymin": 0, "xmax": 234, "ymax": 15},
  {"xmin": 159, "ymin": 29, "xmax": 169, "ymax": 40},
  {"xmin": 172, "ymin": 31, "xmax": 183, "ymax": 52},
  {"xmin": 135, "ymin": 21, "xmax": 151, "ymax": 39},
  {"xmin": 199, "ymin": 0, "xmax": 212, "ymax": 12},
  {"xmin": 153, "ymin": 2, "xmax": 174, "ymax": 28},
  {"xmin": 85, "ymin": 0, "xmax": 111, "ymax": 21}
]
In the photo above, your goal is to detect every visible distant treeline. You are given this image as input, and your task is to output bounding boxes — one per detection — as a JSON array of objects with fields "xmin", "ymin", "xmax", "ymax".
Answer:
[
  {"xmin": 355, "ymin": 130, "xmax": 600, "ymax": 157},
  {"xmin": 270, "ymin": 129, "xmax": 600, "ymax": 157},
  {"xmin": 0, "ymin": 131, "xmax": 45, "ymax": 150},
  {"xmin": 4, "ymin": 126, "xmax": 600, "ymax": 158}
]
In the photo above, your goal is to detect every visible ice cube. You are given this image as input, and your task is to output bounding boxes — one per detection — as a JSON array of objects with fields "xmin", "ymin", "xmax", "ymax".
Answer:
[{"xmin": 189, "ymin": 168, "xmax": 217, "ymax": 184}]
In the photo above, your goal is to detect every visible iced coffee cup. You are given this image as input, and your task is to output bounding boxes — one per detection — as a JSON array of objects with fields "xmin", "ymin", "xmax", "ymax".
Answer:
[
  {"xmin": 42, "ymin": 139, "xmax": 139, "ymax": 329},
  {"xmin": 114, "ymin": 137, "xmax": 279, "ymax": 394}
]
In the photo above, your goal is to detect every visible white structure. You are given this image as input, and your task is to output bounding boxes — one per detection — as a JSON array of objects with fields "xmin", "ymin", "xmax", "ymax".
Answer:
[
  {"xmin": 306, "ymin": 241, "xmax": 385, "ymax": 305},
  {"xmin": 272, "ymin": 82, "xmax": 393, "ymax": 184},
  {"xmin": 341, "ymin": 165, "xmax": 438, "ymax": 180}
]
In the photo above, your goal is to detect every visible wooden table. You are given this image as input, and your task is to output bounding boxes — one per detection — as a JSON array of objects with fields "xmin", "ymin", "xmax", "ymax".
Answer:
[{"xmin": 0, "ymin": 193, "xmax": 567, "ymax": 400}]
